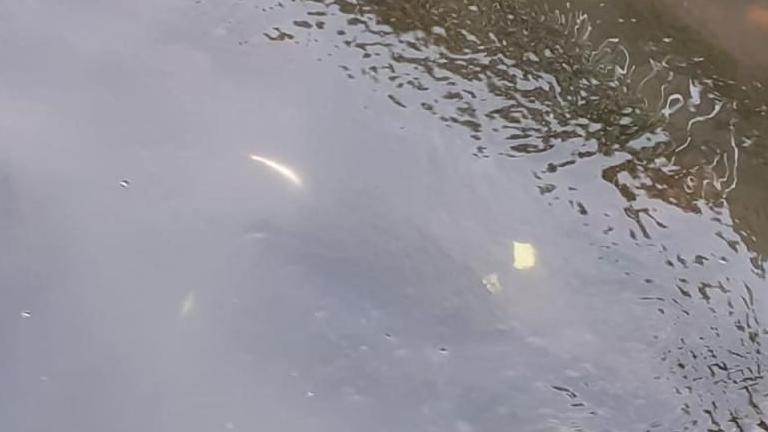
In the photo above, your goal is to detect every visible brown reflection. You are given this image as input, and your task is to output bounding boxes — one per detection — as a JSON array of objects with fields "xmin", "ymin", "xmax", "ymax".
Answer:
[
  {"xmin": 284, "ymin": 0, "xmax": 768, "ymax": 265},
  {"xmin": 748, "ymin": 5, "xmax": 768, "ymax": 30},
  {"xmin": 638, "ymin": 0, "xmax": 768, "ymax": 72},
  {"xmin": 262, "ymin": 0, "xmax": 768, "ymax": 429}
]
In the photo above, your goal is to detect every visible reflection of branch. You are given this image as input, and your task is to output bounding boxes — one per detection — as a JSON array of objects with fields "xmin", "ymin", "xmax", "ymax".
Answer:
[
  {"xmin": 661, "ymin": 93, "xmax": 685, "ymax": 119},
  {"xmin": 635, "ymin": 56, "xmax": 667, "ymax": 100},
  {"xmin": 590, "ymin": 38, "xmax": 631, "ymax": 78},
  {"xmin": 723, "ymin": 122, "xmax": 740, "ymax": 196},
  {"xmin": 671, "ymin": 100, "xmax": 723, "ymax": 164}
]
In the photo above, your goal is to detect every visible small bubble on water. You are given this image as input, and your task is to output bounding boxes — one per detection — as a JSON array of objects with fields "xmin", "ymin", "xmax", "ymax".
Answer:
[
  {"xmin": 438, "ymin": 347, "xmax": 448, "ymax": 354},
  {"xmin": 20, "ymin": 310, "xmax": 31, "ymax": 318},
  {"xmin": 119, "ymin": 179, "xmax": 130, "ymax": 188}
]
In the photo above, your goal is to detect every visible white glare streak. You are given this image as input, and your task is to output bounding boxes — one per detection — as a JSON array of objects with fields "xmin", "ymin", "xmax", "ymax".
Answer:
[{"xmin": 250, "ymin": 155, "xmax": 303, "ymax": 186}]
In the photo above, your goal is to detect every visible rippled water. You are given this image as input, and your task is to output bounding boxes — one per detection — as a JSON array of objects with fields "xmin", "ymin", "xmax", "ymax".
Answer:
[
  {"xmin": 2, "ymin": 0, "xmax": 768, "ymax": 431},
  {"xmin": 227, "ymin": 0, "xmax": 768, "ymax": 429}
]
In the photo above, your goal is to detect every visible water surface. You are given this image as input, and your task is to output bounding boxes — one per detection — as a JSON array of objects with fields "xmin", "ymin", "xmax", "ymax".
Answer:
[{"xmin": 2, "ymin": 0, "xmax": 768, "ymax": 431}]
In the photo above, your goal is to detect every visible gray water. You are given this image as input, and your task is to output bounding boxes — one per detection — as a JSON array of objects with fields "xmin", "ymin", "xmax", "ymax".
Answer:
[{"xmin": 2, "ymin": 0, "xmax": 768, "ymax": 431}]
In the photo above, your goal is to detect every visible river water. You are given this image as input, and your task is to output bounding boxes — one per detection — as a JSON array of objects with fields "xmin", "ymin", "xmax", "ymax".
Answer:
[{"xmin": 2, "ymin": 0, "xmax": 768, "ymax": 431}]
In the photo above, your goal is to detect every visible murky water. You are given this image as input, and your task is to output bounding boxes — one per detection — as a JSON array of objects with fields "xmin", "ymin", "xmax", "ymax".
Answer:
[{"xmin": 2, "ymin": 0, "xmax": 768, "ymax": 431}]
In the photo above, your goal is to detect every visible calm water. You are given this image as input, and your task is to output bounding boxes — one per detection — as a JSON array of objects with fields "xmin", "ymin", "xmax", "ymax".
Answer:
[{"xmin": 2, "ymin": 0, "xmax": 768, "ymax": 431}]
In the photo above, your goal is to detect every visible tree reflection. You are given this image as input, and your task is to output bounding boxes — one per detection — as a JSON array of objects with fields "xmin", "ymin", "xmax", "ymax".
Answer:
[
  {"xmin": 264, "ymin": 0, "xmax": 768, "ymax": 429},
  {"xmin": 294, "ymin": 0, "xmax": 768, "ymax": 268}
]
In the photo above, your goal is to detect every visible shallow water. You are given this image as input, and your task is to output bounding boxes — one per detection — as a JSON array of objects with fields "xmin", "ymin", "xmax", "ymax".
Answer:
[{"xmin": 2, "ymin": 0, "xmax": 768, "ymax": 431}]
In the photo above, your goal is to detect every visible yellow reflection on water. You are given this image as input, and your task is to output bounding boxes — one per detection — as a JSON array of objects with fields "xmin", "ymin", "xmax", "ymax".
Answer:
[
  {"xmin": 513, "ymin": 242, "xmax": 536, "ymax": 270},
  {"xmin": 249, "ymin": 154, "xmax": 303, "ymax": 187}
]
